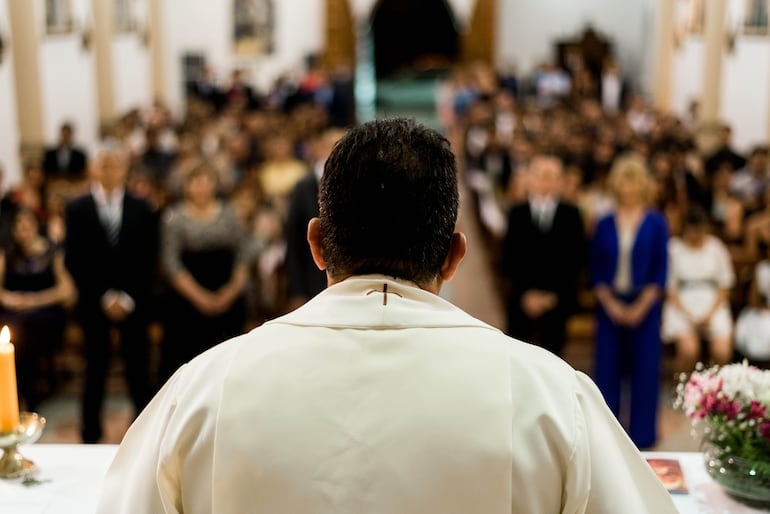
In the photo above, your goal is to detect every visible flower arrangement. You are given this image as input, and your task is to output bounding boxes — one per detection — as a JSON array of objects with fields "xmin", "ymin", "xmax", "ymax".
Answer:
[
  {"xmin": 675, "ymin": 361, "xmax": 770, "ymax": 504},
  {"xmin": 676, "ymin": 361, "xmax": 770, "ymax": 463}
]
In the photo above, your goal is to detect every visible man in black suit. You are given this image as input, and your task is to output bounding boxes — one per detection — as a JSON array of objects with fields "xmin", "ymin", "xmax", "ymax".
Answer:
[
  {"xmin": 704, "ymin": 124, "xmax": 745, "ymax": 175},
  {"xmin": 501, "ymin": 154, "xmax": 586, "ymax": 356},
  {"xmin": 64, "ymin": 144, "xmax": 158, "ymax": 443},
  {"xmin": 43, "ymin": 122, "xmax": 88, "ymax": 182},
  {"xmin": 0, "ymin": 164, "xmax": 16, "ymax": 250},
  {"xmin": 597, "ymin": 57, "xmax": 630, "ymax": 115},
  {"xmin": 285, "ymin": 128, "xmax": 345, "ymax": 310},
  {"xmin": 188, "ymin": 66, "xmax": 223, "ymax": 112}
]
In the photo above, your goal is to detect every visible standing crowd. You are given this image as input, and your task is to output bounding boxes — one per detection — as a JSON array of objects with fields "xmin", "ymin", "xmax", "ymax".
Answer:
[
  {"xmin": 443, "ymin": 58, "xmax": 770, "ymax": 449},
  {"xmin": 0, "ymin": 62, "xmax": 350, "ymax": 443},
  {"xmin": 1, "ymin": 53, "xmax": 769, "ymax": 450}
]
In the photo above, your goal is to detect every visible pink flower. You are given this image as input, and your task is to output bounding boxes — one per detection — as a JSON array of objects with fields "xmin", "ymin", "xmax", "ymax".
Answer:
[
  {"xmin": 703, "ymin": 392, "xmax": 719, "ymax": 414},
  {"xmin": 714, "ymin": 398, "xmax": 741, "ymax": 419},
  {"xmin": 761, "ymin": 422, "xmax": 770, "ymax": 441},
  {"xmin": 748, "ymin": 400, "xmax": 766, "ymax": 421}
]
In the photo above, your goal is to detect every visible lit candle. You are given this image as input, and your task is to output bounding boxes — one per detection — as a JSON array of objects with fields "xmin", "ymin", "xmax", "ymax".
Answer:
[{"xmin": 0, "ymin": 326, "xmax": 19, "ymax": 433}]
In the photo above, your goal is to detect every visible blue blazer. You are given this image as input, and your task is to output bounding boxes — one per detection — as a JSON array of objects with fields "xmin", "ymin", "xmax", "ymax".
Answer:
[{"xmin": 590, "ymin": 211, "xmax": 668, "ymax": 294}]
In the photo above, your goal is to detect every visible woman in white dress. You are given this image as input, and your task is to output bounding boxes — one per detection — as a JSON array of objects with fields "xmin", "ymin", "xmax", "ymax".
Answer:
[{"xmin": 662, "ymin": 207, "xmax": 735, "ymax": 373}]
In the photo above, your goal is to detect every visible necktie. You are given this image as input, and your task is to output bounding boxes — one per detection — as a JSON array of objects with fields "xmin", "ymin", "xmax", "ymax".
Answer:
[
  {"xmin": 104, "ymin": 199, "xmax": 121, "ymax": 246},
  {"xmin": 538, "ymin": 203, "xmax": 552, "ymax": 232}
]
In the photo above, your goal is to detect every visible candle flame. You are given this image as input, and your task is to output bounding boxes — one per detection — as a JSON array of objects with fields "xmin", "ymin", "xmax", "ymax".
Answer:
[{"xmin": 0, "ymin": 326, "xmax": 9, "ymax": 346}]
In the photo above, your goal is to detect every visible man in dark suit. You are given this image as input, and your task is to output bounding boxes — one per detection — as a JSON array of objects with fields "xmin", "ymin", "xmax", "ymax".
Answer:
[
  {"xmin": 64, "ymin": 144, "xmax": 158, "ymax": 443},
  {"xmin": 704, "ymin": 124, "xmax": 745, "ymax": 175},
  {"xmin": 0, "ymin": 164, "xmax": 16, "ymax": 250},
  {"xmin": 188, "ymin": 66, "xmax": 223, "ymax": 112},
  {"xmin": 43, "ymin": 122, "xmax": 88, "ymax": 182},
  {"xmin": 597, "ymin": 57, "xmax": 630, "ymax": 115},
  {"xmin": 285, "ymin": 128, "xmax": 345, "ymax": 310},
  {"xmin": 501, "ymin": 154, "xmax": 586, "ymax": 356}
]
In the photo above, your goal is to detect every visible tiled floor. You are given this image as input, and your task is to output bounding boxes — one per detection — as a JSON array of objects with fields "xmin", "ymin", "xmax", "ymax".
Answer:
[{"xmin": 31, "ymin": 195, "xmax": 699, "ymax": 451}]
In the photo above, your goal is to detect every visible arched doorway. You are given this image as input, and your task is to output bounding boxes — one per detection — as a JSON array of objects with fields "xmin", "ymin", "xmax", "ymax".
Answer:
[
  {"xmin": 371, "ymin": 0, "xmax": 459, "ymax": 79},
  {"xmin": 323, "ymin": 0, "xmax": 496, "ymax": 122}
]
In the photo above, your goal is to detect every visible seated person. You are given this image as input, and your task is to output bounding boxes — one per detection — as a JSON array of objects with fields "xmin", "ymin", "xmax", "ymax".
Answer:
[
  {"xmin": 0, "ymin": 209, "xmax": 76, "ymax": 409},
  {"xmin": 662, "ymin": 207, "xmax": 735, "ymax": 372},
  {"xmin": 735, "ymin": 249, "xmax": 770, "ymax": 362}
]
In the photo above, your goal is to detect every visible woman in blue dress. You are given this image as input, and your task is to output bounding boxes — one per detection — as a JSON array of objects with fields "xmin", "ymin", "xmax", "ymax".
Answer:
[{"xmin": 590, "ymin": 154, "xmax": 668, "ymax": 449}]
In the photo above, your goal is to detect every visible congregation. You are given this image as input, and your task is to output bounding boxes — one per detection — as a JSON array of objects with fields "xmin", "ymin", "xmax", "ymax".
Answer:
[
  {"xmin": 0, "ymin": 51, "xmax": 769, "ymax": 450},
  {"xmin": 442, "ymin": 56, "xmax": 770, "ymax": 448}
]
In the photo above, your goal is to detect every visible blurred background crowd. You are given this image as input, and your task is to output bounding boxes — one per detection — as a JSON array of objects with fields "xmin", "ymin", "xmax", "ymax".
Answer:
[{"xmin": 1, "ymin": 42, "xmax": 769, "ymax": 447}]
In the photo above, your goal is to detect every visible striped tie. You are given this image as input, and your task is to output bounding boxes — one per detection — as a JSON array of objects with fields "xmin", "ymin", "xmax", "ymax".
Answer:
[{"xmin": 104, "ymin": 201, "xmax": 121, "ymax": 246}]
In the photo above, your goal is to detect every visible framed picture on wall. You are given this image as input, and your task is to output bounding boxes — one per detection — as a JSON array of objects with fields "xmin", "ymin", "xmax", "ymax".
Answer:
[
  {"xmin": 45, "ymin": 0, "xmax": 73, "ymax": 34},
  {"xmin": 675, "ymin": 0, "xmax": 704, "ymax": 35},
  {"xmin": 233, "ymin": 0, "xmax": 275, "ymax": 55},
  {"xmin": 744, "ymin": 0, "xmax": 769, "ymax": 35},
  {"xmin": 115, "ymin": 0, "xmax": 136, "ymax": 33},
  {"xmin": 687, "ymin": 0, "xmax": 704, "ymax": 34}
]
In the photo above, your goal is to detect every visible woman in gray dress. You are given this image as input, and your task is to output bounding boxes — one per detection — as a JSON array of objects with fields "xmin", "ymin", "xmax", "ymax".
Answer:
[{"xmin": 160, "ymin": 163, "xmax": 250, "ymax": 380}]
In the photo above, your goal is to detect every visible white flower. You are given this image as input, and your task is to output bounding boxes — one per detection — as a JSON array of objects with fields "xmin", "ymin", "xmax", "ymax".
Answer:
[
  {"xmin": 760, "ymin": 390, "xmax": 770, "ymax": 409},
  {"xmin": 717, "ymin": 362, "xmax": 770, "ymax": 401}
]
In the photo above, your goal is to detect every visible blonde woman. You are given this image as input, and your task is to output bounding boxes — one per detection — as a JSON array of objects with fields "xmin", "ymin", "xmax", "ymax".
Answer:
[{"xmin": 590, "ymin": 154, "xmax": 669, "ymax": 449}]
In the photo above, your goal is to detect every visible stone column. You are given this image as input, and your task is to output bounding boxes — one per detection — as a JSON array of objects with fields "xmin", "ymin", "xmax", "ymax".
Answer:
[
  {"xmin": 148, "ymin": 0, "xmax": 166, "ymax": 103},
  {"xmin": 7, "ymin": 0, "xmax": 46, "ymax": 151},
  {"xmin": 699, "ymin": 0, "xmax": 727, "ymax": 151},
  {"xmin": 92, "ymin": 0, "xmax": 115, "ymax": 131},
  {"xmin": 653, "ymin": 0, "xmax": 676, "ymax": 112}
]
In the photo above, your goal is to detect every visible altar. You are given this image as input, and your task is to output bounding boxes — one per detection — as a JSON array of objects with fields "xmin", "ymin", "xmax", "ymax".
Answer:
[
  {"xmin": 0, "ymin": 444, "xmax": 116, "ymax": 514},
  {"xmin": 0, "ymin": 446, "xmax": 766, "ymax": 513}
]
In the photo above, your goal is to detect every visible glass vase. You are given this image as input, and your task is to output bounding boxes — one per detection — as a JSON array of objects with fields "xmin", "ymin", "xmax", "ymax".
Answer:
[{"xmin": 702, "ymin": 440, "xmax": 770, "ymax": 509}]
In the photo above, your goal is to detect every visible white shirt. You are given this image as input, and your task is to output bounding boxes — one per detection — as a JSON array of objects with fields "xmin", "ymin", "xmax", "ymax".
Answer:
[
  {"xmin": 91, "ymin": 183, "xmax": 125, "ymax": 231},
  {"xmin": 313, "ymin": 161, "xmax": 324, "ymax": 183},
  {"xmin": 97, "ymin": 276, "xmax": 677, "ymax": 514},
  {"xmin": 613, "ymin": 224, "xmax": 637, "ymax": 294},
  {"xmin": 57, "ymin": 146, "xmax": 72, "ymax": 169},
  {"xmin": 601, "ymin": 73, "xmax": 622, "ymax": 114},
  {"xmin": 530, "ymin": 196, "xmax": 556, "ymax": 231},
  {"xmin": 91, "ymin": 183, "xmax": 135, "ymax": 312}
]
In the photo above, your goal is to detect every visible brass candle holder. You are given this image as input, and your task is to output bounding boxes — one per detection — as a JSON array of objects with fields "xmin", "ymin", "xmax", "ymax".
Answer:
[{"xmin": 0, "ymin": 412, "xmax": 45, "ymax": 479}]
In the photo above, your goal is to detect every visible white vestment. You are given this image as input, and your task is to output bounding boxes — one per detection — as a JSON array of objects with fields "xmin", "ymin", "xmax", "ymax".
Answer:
[{"xmin": 97, "ymin": 275, "xmax": 677, "ymax": 514}]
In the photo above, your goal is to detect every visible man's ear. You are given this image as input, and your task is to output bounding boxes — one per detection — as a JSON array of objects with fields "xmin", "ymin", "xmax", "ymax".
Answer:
[
  {"xmin": 307, "ymin": 217, "xmax": 326, "ymax": 271},
  {"xmin": 439, "ymin": 232, "xmax": 467, "ymax": 282}
]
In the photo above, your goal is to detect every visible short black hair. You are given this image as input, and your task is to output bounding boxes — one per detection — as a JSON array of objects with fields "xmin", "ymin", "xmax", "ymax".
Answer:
[
  {"xmin": 682, "ymin": 206, "xmax": 710, "ymax": 229},
  {"xmin": 319, "ymin": 118, "xmax": 458, "ymax": 286}
]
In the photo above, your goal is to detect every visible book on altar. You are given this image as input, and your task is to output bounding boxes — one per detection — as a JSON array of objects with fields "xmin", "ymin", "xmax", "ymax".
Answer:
[{"xmin": 646, "ymin": 458, "xmax": 688, "ymax": 494}]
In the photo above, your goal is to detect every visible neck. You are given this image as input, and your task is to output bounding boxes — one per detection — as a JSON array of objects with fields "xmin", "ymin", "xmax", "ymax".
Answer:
[
  {"xmin": 326, "ymin": 272, "xmax": 441, "ymax": 296},
  {"xmin": 19, "ymin": 235, "xmax": 43, "ymax": 255},
  {"xmin": 101, "ymin": 183, "xmax": 121, "ymax": 195},
  {"xmin": 617, "ymin": 202, "xmax": 644, "ymax": 214},
  {"xmin": 186, "ymin": 198, "xmax": 215, "ymax": 212}
]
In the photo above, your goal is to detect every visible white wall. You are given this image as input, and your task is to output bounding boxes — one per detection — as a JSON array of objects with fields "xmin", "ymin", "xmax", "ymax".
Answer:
[
  {"xmin": 39, "ymin": 37, "xmax": 99, "ymax": 153},
  {"xmin": 162, "ymin": 0, "xmax": 229, "ymax": 114},
  {"xmin": 36, "ymin": 0, "xmax": 99, "ymax": 153},
  {"xmin": 671, "ymin": 38, "xmax": 704, "ymax": 118},
  {"xmin": 497, "ymin": 0, "xmax": 658, "ymax": 93},
  {"xmin": 720, "ymin": 37, "xmax": 770, "ymax": 152},
  {"xmin": 112, "ymin": 33, "xmax": 152, "ymax": 114},
  {"xmin": 162, "ymin": 0, "xmax": 324, "ymax": 114},
  {"xmin": 0, "ymin": 0, "xmax": 21, "ymax": 187}
]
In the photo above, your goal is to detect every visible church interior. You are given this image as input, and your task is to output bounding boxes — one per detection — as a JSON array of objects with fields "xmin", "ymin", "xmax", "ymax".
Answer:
[{"xmin": 2, "ymin": 0, "xmax": 770, "ymax": 505}]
